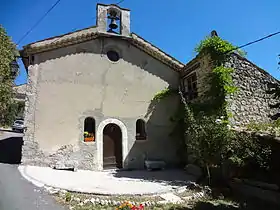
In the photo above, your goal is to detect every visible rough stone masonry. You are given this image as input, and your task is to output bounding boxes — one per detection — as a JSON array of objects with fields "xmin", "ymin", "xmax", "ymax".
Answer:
[
  {"xmin": 227, "ymin": 53, "xmax": 280, "ymax": 126},
  {"xmin": 182, "ymin": 52, "xmax": 280, "ymax": 126}
]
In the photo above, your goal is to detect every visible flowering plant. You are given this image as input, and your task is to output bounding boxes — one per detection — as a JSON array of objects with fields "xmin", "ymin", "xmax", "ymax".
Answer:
[
  {"xmin": 116, "ymin": 201, "xmax": 144, "ymax": 210},
  {"xmin": 84, "ymin": 131, "xmax": 94, "ymax": 138}
]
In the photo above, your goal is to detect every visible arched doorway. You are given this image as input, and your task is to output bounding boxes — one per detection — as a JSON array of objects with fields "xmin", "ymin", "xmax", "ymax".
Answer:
[{"xmin": 103, "ymin": 123, "xmax": 123, "ymax": 169}]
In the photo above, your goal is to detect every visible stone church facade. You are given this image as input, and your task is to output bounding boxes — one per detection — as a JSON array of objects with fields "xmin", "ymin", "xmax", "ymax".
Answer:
[
  {"xmin": 20, "ymin": 4, "xmax": 183, "ymax": 170},
  {"xmin": 20, "ymin": 3, "xmax": 279, "ymax": 170}
]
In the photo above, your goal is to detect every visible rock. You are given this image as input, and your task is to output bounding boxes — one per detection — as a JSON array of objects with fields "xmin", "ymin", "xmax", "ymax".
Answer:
[
  {"xmin": 160, "ymin": 193, "xmax": 183, "ymax": 203},
  {"xmin": 182, "ymin": 196, "xmax": 193, "ymax": 200},
  {"xmin": 73, "ymin": 197, "xmax": 81, "ymax": 202},
  {"xmin": 177, "ymin": 186, "xmax": 187, "ymax": 194},
  {"xmin": 186, "ymin": 181, "xmax": 202, "ymax": 190},
  {"xmin": 59, "ymin": 190, "xmax": 67, "ymax": 197},
  {"xmin": 112, "ymin": 200, "xmax": 118, "ymax": 206},
  {"xmin": 197, "ymin": 191, "xmax": 205, "ymax": 198},
  {"xmin": 44, "ymin": 186, "xmax": 53, "ymax": 191},
  {"xmin": 60, "ymin": 189, "xmax": 67, "ymax": 194},
  {"xmin": 157, "ymin": 200, "xmax": 169, "ymax": 205},
  {"xmin": 83, "ymin": 199, "xmax": 90, "ymax": 204},
  {"xmin": 48, "ymin": 188, "xmax": 60, "ymax": 194},
  {"xmin": 185, "ymin": 164, "xmax": 202, "ymax": 178},
  {"xmin": 217, "ymin": 194, "xmax": 224, "ymax": 200},
  {"xmin": 90, "ymin": 198, "xmax": 95, "ymax": 204}
]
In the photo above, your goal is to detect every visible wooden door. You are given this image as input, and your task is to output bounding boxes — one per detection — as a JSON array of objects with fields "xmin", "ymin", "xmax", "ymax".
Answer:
[{"xmin": 103, "ymin": 123, "xmax": 122, "ymax": 169}]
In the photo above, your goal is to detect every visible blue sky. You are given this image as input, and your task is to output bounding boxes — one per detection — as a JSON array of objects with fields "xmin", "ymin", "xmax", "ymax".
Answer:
[{"xmin": 1, "ymin": 0, "xmax": 280, "ymax": 85}]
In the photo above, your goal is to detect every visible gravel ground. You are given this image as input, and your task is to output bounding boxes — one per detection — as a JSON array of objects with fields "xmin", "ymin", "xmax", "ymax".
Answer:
[{"xmin": 19, "ymin": 165, "xmax": 196, "ymax": 195}]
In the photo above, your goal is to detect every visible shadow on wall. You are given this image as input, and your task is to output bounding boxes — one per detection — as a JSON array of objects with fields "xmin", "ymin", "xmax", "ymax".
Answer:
[
  {"xmin": 113, "ymin": 88, "xmax": 189, "ymax": 184},
  {"xmin": 0, "ymin": 136, "xmax": 23, "ymax": 164},
  {"xmin": 129, "ymin": 93, "xmax": 183, "ymax": 162}
]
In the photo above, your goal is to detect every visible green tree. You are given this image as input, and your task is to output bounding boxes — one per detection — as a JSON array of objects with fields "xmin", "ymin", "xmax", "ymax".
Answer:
[{"xmin": 0, "ymin": 25, "xmax": 19, "ymax": 126}]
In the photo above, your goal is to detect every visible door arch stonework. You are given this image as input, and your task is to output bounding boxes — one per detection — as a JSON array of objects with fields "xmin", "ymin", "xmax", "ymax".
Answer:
[{"xmin": 97, "ymin": 118, "xmax": 128, "ymax": 170}]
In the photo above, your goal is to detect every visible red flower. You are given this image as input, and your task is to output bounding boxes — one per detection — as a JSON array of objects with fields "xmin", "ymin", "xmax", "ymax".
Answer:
[{"xmin": 138, "ymin": 204, "xmax": 144, "ymax": 209}]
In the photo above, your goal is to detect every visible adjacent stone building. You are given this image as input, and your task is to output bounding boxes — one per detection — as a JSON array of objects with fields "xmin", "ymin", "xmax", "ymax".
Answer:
[
  {"xmin": 20, "ymin": 3, "xmax": 279, "ymax": 171},
  {"xmin": 181, "ymin": 49, "xmax": 280, "ymax": 126}
]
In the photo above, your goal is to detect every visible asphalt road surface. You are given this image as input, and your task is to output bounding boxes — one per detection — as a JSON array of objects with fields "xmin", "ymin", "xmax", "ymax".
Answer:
[{"xmin": 0, "ymin": 130, "xmax": 66, "ymax": 210}]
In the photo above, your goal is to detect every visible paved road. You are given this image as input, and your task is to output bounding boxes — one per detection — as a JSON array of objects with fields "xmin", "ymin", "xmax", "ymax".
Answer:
[
  {"xmin": 0, "ymin": 131, "xmax": 66, "ymax": 210},
  {"xmin": 0, "ymin": 129, "xmax": 23, "ymax": 140}
]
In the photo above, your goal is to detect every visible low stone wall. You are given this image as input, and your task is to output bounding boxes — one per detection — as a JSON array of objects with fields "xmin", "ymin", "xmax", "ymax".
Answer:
[{"xmin": 230, "ymin": 178, "xmax": 280, "ymax": 205}]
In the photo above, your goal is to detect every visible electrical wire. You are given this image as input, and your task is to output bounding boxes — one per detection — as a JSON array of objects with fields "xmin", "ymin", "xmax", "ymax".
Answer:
[
  {"xmin": 225, "ymin": 31, "xmax": 280, "ymax": 54},
  {"xmin": 116, "ymin": 0, "xmax": 125, "ymax": 4},
  {"xmin": 16, "ymin": 0, "xmax": 62, "ymax": 45}
]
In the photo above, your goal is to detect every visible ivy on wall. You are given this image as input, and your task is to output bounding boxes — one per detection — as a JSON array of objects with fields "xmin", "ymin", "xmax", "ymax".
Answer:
[
  {"xmin": 193, "ymin": 35, "xmax": 240, "ymax": 118},
  {"xmin": 153, "ymin": 88, "xmax": 177, "ymax": 101},
  {"xmin": 152, "ymin": 35, "xmax": 271, "ymax": 185}
]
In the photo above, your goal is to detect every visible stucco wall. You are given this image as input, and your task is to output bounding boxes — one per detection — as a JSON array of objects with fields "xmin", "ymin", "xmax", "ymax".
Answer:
[{"xmin": 22, "ymin": 37, "xmax": 180, "ymax": 170}]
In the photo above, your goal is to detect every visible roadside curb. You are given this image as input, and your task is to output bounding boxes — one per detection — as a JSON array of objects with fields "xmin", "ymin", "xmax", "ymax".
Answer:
[
  {"xmin": 17, "ymin": 166, "xmax": 171, "ymax": 195},
  {"xmin": 18, "ymin": 165, "xmax": 202, "ymax": 196},
  {"xmin": 18, "ymin": 165, "xmax": 45, "ymax": 188}
]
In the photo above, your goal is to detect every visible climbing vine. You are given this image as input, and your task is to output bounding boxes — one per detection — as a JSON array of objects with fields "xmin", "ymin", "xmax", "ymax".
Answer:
[
  {"xmin": 194, "ymin": 35, "xmax": 240, "ymax": 118},
  {"xmin": 152, "ymin": 35, "xmax": 271, "ymax": 185},
  {"xmin": 153, "ymin": 88, "xmax": 177, "ymax": 101}
]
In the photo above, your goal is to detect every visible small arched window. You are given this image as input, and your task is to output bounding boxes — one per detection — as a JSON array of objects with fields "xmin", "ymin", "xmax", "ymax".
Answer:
[
  {"xmin": 136, "ymin": 119, "xmax": 147, "ymax": 140},
  {"xmin": 84, "ymin": 117, "xmax": 95, "ymax": 142}
]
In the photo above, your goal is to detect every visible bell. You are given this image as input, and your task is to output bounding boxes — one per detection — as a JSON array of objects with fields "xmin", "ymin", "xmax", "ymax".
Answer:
[{"xmin": 109, "ymin": 18, "xmax": 118, "ymax": 30}]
